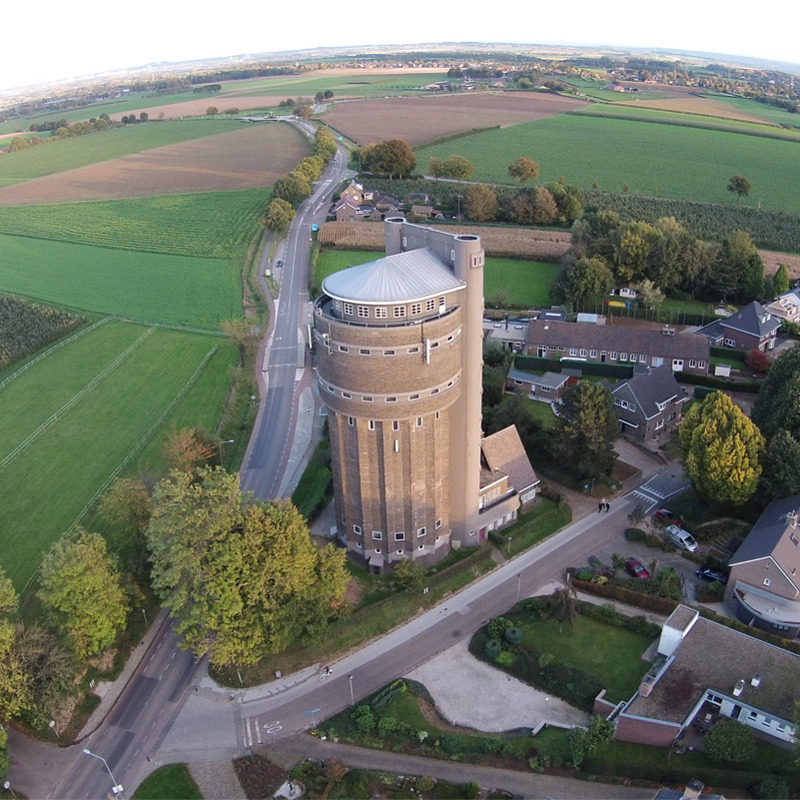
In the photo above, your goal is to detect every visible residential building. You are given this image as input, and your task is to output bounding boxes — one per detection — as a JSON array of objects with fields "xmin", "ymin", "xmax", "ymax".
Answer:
[
  {"xmin": 525, "ymin": 320, "xmax": 710, "ymax": 374},
  {"xmin": 696, "ymin": 301, "xmax": 781, "ymax": 353},
  {"xmin": 314, "ymin": 220, "xmax": 535, "ymax": 572},
  {"xmin": 333, "ymin": 197, "xmax": 359, "ymax": 222},
  {"xmin": 765, "ymin": 288, "xmax": 800, "ymax": 323},
  {"xmin": 611, "ymin": 365, "xmax": 687, "ymax": 441},
  {"xmin": 480, "ymin": 425, "xmax": 540, "ymax": 513},
  {"xmin": 725, "ymin": 495, "xmax": 800, "ymax": 639},
  {"xmin": 483, "ymin": 319, "xmax": 528, "ymax": 353},
  {"xmin": 506, "ymin": 368, "xmax": 571, "ymax": 402},
  {"xmin": 610, "ymin": 605, "xmax": 800, "ymax": 747}
]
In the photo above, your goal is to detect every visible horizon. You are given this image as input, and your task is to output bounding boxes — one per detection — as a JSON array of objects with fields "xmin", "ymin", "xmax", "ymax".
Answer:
[{"xmin": 3, "ymin": 0, "xmax": 799, "ymax": 94}]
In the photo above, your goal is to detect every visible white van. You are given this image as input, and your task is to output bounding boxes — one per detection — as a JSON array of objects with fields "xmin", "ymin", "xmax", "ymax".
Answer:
[{"xmin": 666, "ymin": 525, "xmax": 698, "ymax": 553}]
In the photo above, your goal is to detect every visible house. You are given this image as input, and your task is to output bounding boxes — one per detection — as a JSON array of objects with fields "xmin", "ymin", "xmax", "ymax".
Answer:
[
  {"xmin": 725, "ymin": 495, "xmax": 800, "ymax": 639},
  {"xmin": 652, "ymin": 780, "xmax": 724, "ymax": 800},
  {"xmin": 410, "ymin": 204, "xmax": 443, "ymax": 220},
  {"xmin": 696, "ymin": 301, "xmax": 781, "ymax": 353},
  {"xmin": 611, "ymin": 365, "xmax": 687, "ymax": 441},
  {"xmin": 480, "ymin": 425, "xmax": 539, "ymax": 513},
  {"xmin": 610, "ymin": 605, "xmax": 800, "ymax": 747},
  {"xmin": 765, "ymin": 288, "xmax": 800, "ymax": 323},
  {"xmin": 332, "ymin": 198, "xmax": 360, "ymax": 222},
  {"xmin": 339, "ymin": 181, "xmax": 365, "ymax": 205},
  {"xmin": 506, "ymin": 368, "xmax": 571, "ymax": 402},
  {"xmin": 405, "ymin": 192, "xmax": 430, "ymax": 206},
  {"xmin": 483, "ymin": 319, "xmax": 528, "ymax": 352},
  {"xmin": 613, "ymin": 285, "xmax": 639, "ymax": 299},
  {"xmin": 525, "ymin": 320, "xmax": 710, "ymax": 374}
]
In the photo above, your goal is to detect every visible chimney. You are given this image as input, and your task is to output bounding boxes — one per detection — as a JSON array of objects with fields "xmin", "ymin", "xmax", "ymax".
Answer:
[
  {"xmin": 751, "ymin": 673, "xmax": 762, "ymax": 688},
  {"xmin": 788, "ymin": 510, "xmax": 798, "ymax": 528},
  {"xmin": 681, "ymin": 779, "xmax": 705, "ymax": 800},
  {"xmin": 733, "ymin": 679, "xmax": 745, "ymax": 697},
  {"xmin": 639, "ymin": 674, "xmax": 657, "ymax": 697}
]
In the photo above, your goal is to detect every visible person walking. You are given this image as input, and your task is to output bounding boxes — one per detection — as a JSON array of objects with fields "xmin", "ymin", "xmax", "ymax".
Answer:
[
  {"xmin": 605, "ymin": 499, "xmax": 611, "ymax": 512},
  {"xmin": 600, "ymin": 498, "xmax": 607, "ymax": 513}
]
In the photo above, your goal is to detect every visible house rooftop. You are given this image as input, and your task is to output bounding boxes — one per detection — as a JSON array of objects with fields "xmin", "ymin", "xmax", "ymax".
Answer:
[
  {"xmin": 321, "ymin": 248, "xmax": 463, "ymax": 304},
  {"xmin": 481, "ymin": 425, "xmax": 538, "ymax": 493},
  {"xmin": 626, "ymin": 610, "xmax": 800, "ymax": 725},
  {"xmin": 729, "ymin": 494, "xmax": 800, "ymax": 565},
  {"xmin": 612, "ymin": 365, "xmax": 684, "ymax": 419},
  {"xmin": 508, "ymin": 369, "xmax": 568, "ymax": 389}
]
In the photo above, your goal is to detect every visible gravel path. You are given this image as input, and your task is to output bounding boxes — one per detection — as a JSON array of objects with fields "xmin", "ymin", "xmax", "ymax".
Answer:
[
  {"xmin": 406, "ymin": 639, "xmax": 588, "ymax": 732},
  {"xmin": 189, "ymin": 760, "xmax": 246, "ymax": 800}
]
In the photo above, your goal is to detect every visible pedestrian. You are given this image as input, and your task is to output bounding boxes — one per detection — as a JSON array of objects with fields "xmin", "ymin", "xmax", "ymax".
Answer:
[
  {"xmin": 605, "ymin": 500, "xmax": 611, "ymax": 512},
  {"xmin": 600, "ymin": 498, "xmax": 607, "ymax": 513}
]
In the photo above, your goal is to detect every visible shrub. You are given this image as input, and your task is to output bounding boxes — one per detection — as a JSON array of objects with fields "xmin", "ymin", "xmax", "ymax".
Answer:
[
  {"xmin": 496, "ymin": 650, "xmax": 515, "ymax": 666},
  {"xmin": 705, "ymin": 719, "xmax": 755, "ymax": 763},
  {"xmin": 625, "ymin": 528, "xmax": 646, "ymax": 541},
  {"xmin": 353, "ymin": 705, "xmax": 375, "ymax": 733},
  {"xmin": 416, "ymin": 777, "xmax": 436, "ymax": 793},
  {"xmin": 377, "ymin": 716, "xmax": 398, "ymax": 737},
  {"xmin": 504, "ymin": 626, "xmax": 523, "ymax": 644},
  {"xmin": 487, "ymin": 615, "xmax": 514, "ymax": 640},
  {"xmin": 462, "ymin": 781, "xmax": 481, "ymax": 799},
  {"xmin": 371, "ymin": 679, "xmax": 406, "ymax": 710},
  {"xmin": 485, "ymin": 639, "xmax": 502, "ymax": 659},
  {"xmin": 752, "ymin": 778, "xmax": 791, "ymax": 799},
  {"xmin": 439, "ymin": 734, "xmax": 462, "ymax": 754}
]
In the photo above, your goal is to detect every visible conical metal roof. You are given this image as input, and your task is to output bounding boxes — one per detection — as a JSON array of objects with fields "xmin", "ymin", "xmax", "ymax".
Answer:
[{"xmin": 322, "ymin": 248, "xmax": 464, "ymax": 304}]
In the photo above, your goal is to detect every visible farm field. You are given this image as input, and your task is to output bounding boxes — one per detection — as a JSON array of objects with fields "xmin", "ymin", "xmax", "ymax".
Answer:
[
  {"xmin": 613, "ymin": 94, "xmax": 768, "ymax": 122},
  {"xmin": 0, "ymin": 233, "xmax": 241, "ymax": 328},
  {"xmin": 416, "ymin": 114, "xmax": 800, "ymax": 212},
  {"xmin": 322, "ymin": 92, "xmax": 587, "ymax": 146},
  {"xmin": 0, "ymin": 320, "xmax": 236, "ymax": 591},
  {"xmin": 316, "ymin": 249, "xmax": 559, "ymax": 308},
  {"xmin": 0, "ymin": 122, "xmax": 308, "ymax": 203},
  {"xmin": 0, "ymin": 119, "xmax": 243, "ymax": 186},
  {"xmin": 0, "ymin": 189, "xmax": 269, "ymax": 258},
  {"xmin": 710, "ymin": 94, "xmax": 800, "ymax": 128}
]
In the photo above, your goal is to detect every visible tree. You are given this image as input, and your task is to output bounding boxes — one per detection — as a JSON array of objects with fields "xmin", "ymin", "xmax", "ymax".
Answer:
[
  {"xmin": 162, "ymin": 425, "xmax": 215, "ymax": 474},
  {"xmin": 547, "ymin": 586, "xmax": 579, "ymax": 632},
  {"xmin": 272, "ymin": 171, "xmax": 312, "ymax": 208},
  {"xmin": 393, "ymin": 559, "xmax": 426, "ymax": 591},
  {"xmin": 679, "ymin": 392, "xmax": 764, "ymax": 506},
  {"xmin": 508, "ymin": 156, "xmax": 539, "ymax": 184},
  {"xmin": 0, "ymin": 569, "xmax": 32, "ymax": 720},
  {"xmin": 38, "ymin": 529, "xmax": 129, "ymax": 660},
  {"xmin": 530, "ymin": 186, "xmax": 558, "ymax": 224},
  {"xmin": 313, "ymin": 128, "xmax": 337, "ymax": 161},
  {"xmin": 295, "ymin": 155, "xmax": 325, "ymax": 182},
  {"xmin": 559, "ymin": 256, "xmax": 615, "ymax": 310},
  {"xmin": 568, "ymin": 714, "xmax": 615, "ymax": 767},
  {"xmin": 433, "ymin": 154, "xmax": 474, "ymax": 180},
  {"xmin": 361, "ymin": 139, "xmax": 415, "ymax": 179},
  {"xmin": 99, "ymin": 477, "xmax": 152, "ymax": 535},
  {"xmin": 705, "ymin": 719, "xmax": 755, "ymax": 763},
  {"xmin": 221, "ymin": 318, "xmax": 258, "ymax": 364},
  {"xmin": 760, "ymin": 430, "xmax": 800, "ymax": 503},
  {"xmin": 545, "ymin": 182, "xmax": 584, "ymax": 225},
  {"xmin": 773, "ymin": 263, "xmax": 791, "ymax": 296},
  {"xmin": 727, "ymin": 174, "xmax": 751, "ymax": 203},
  {"xmin": 206, "ymin": 106, "xmax": 219, "ymax": 116},
  {"xmin": 745, "ymin": 349, "xmax": 771, "ymax": 375},
  {"xmin": 753, "ymin": 345, "xmax": 800, "ymax": 441},
  {"xmin": 551, "ymin": 382, "xmax": 618, "ymax": 480},
  {"xmin": 637, "ymin": 279, "xmax": 665, "ymax": 310},
  {"xmin": 611, "ymin": 220, "xmax": 659, "ymax": 283},
  {"xmin": 263, "ymin": 198, "xmax": 295, "ymax": 236},
  {"xmin": 295, "ymin": 105, "xmax": 313, "ymax": 121},
  {"xmin": 223, "ymin": 108, "xmax": 240, "ymax": 116},
  {"xmin": 464, "ymin": 184, "xmax": 498, "ymax": 222},
  {"xmin": 146, "ymin": 468, "xmax": 350, "ymax": 666},
  {"xmin": 139, "ymin": 112, "xmax": 148, "ymax": 122},
  {"xmin": 0, "ymin": 724, "xmax": 8, "ymax": 782}
]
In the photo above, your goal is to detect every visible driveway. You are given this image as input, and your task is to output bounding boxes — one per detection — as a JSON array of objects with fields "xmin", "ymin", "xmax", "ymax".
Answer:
[{"xmin": 406, "ymin": 639, "xmax": 588, "ymax": 733}]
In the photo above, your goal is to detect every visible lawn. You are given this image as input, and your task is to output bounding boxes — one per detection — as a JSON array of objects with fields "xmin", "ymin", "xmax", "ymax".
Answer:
[
  {"xmin": 523, "ymin": 396, "xmax": 558, "ymax": 429},
  {"xmin": 518, "ymin": 614, "xmax": 651, "ymax": 702},
  {"xmin": 416, "ymin": 114, "xmax": 800, "ymax": 213},
  {"xmin": 0, "ymin": 320, "xmax": 237, "ymax": 591},
  {"xmin": 0, "ymin": 232, "xmax": 242, "ymax": 328},
  {"xmin": 0, "ymin": 119, "xmax": 242, "ymax": 185},
  {"xmin": 0, "ymin": 189, "xmax": 269, "ymax": 258},
  {"xmin": 132, "ymin": 764, "xmax": 202, "ymax": 800},
  {"xmin": 315, "ymin": 249, "xmax": 559, "ymax": 308}
]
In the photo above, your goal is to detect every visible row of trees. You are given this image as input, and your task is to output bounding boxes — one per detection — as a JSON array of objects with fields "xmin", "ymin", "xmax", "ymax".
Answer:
[{"xmin": 9, "ymin": 115, "xmax": 116, "ymax": 151}]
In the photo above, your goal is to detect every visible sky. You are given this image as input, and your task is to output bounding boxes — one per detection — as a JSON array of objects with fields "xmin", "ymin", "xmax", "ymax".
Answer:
[{"xmin": 3, "ymin": 0, "xmax": 798, "ymax": 92}]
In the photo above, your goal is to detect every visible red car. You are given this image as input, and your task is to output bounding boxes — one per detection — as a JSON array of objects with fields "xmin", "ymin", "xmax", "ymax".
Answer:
[
  {"xmin": 654, "ymin": 508, "xmax": 682, "ymax": 526},
  {"xmin": 625, "ymin": 558, "xmax": 651, "ymax": 579}
]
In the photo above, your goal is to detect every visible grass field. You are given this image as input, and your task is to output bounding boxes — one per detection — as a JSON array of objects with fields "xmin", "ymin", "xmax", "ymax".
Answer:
[
  {"xmin": 0, "ymin": 233, "xmax": 241, "ymax": 328},
  {"xmin": 0, "ymin": 189, "xmax": 269, "ymax": 258},
  {"xmin": 416, "ymin": 114, "xmax": 800, "ymax": 212},
  {"xmin": 132, "ymin": 764, "xmax": 202, "ymax": 800},
  {"xmin": 0, "ymin": 320, "xmax": 236, "ymax": 591},
  {"xmin": 316, "ymin": 250, "xmax": 560, "ymax": 307},
  {"xmin": 710, "ymin": 94, "xmax": 800, "ymax": 128},
  {"xmin": 0, "ymin": 120, "xmax": 242, "ymax": 186}
]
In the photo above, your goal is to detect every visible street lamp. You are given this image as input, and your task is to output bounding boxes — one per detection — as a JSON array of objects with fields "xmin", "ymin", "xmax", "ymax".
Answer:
[
  {"xmin": 4, "ymin": 780, "xmax": 17, "ymax": 799},
  {"xmin": 218, "ymin": 439, "xmax": 235, "ymax": 469},
  {"xmin": 82, "ymin": 749, "xmax": 123, "ymax": 797},
  {"xmin": 516, "ymin": 573, "xmax": 522, "ymax": 602},
  {"xmin": 347, "ymin": 674, "xmax": 355, "ymax": 706},
  {"xmin": 48, "ymin": 719, "xmax": 59, "ymax": 738},
  {"xmin": 507, "ymin": 536, "xmax": 513, "ymax": 557}
]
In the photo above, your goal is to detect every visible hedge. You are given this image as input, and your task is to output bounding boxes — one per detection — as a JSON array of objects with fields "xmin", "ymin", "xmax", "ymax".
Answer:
[
  {"xmin": 569, "ymin": 577, "xmax": 679, "ymax": 615},
  {"xmin": 710, "ymin": 345, "xmax": 748, "ymax": 361},
  {"xmin": 677, "ymin": 371, "xmax": 761, "ymax": 394},
  {"xmin": 514, "ymin": 354, "xmax": 634, "ymax": 379}
]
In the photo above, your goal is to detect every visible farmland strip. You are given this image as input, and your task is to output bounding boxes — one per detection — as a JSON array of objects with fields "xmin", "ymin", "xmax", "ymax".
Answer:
[
  {"xmin": 0, "ymin": 327, "xmax": 154, "ymax": 470},
  {"xmin": 0, "ymin": 317, "xmax": 111, "ymax": 393}
]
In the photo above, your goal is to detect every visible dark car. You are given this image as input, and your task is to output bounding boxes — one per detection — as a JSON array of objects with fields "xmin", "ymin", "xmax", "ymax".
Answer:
[
  {"xmin": 696, "ymin": 567, "xmax": 728, "ymax": 584},
  {"xmin": 654, "ymin": 508, "xmax": 681, "ymax": 526},
  {"xmin": 625, "ymin": 558, "xmax": 651, "ymax": 579}
]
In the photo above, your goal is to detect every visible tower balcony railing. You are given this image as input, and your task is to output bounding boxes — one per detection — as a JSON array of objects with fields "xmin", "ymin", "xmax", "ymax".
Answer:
[{"xmin": 315, "ymin": 296, "xmax": 460, "ymax": 329}]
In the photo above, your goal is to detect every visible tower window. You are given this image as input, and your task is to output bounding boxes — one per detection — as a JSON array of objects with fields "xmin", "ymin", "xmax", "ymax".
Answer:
[
  {"xmin": 435, "ymin": 518, "xmax": 443, "ymax": 529},
  {"xmin": 357, "ymin": 305, "xmax": 369, "ymax": 318},
  {"xmin": 417, "ymin": 526, "xmax": 426, "ymax": 536},
  {"xmin": 411, "ymin": 303, "xmax": 421, "ymax": 315},
  {"xmin": 435, "ymin": 411, "xmax": 440, "ymax": 420},
  {"xmin": 363, "ymin": 396, "xmax": 373, "ymax": 403},
  {"xmin": 348, "ymin": 416, "xmax": 354, "ymax": 426},
  {"xmin": 360, "ymin": 348, "xmax": 370, "ymax": 355},
  {"xmin": 416, "ymin": 417, "xmax": 423, "ymax": 427},
  {"xmin": 394, "ymin": 532, "xmax": 405, "ymax": 541},
  {"xmin": 372, "ymin": 531, "xmax": 382, "ymax": 540},
  {"xmin": 408, "ymin": 346, "xmax": 420, "ymax": 354},
  {"xmin": 393, "ymin": 306, "xmax": 406, "ymax": 318},
  {"xmin": 342, "ymin": 391, "xmax": 351, "ymax": 399},
  {"xmin": 392, "ymin": 421, "xmax": 399, "ymax": 431},
  {"xmin": 409, "ymin": 393, "xmax": 420, "ymax": 401},
  {"xmin": 375, "ymin": 548, "xmax": 381, "ymax": 554},
  {"xmin": 386, "ymin": 397, "xmax": 397, "ymax": 403},
  {"xmin": 396, "ymin": 549, "xmax": 404, "ymax": 555},
  {"xmin": 384, "ymin": 350, "xmax": 396, "ymax": 356},
  {"xmin": 426, "ymin": 298, "xmax": 436, "ymax": 312},
  {"xmin": 368, "ymin": 420, "xmax": 375, "ymax": 431},
  {"xmin": 375, "ymin": 307, "xmax": 387, "ymax": 318},
  {"xmin": 338, "ymin": 345, "xmax": 349, "ymax": 353},
  {"xmin": 353, "ymin": 524, "xmax": 362, "ymax": 534},
  {"xmin": 343, "ymin": 303, "xmax": 353, "ymax": 316}
]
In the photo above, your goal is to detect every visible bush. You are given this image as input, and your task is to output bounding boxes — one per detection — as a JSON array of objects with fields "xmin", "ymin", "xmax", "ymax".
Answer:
[
  {"xmin": 496, "ymin": 650, "xmax": 515, "ymax": 666},
  {"xmin": 625, "ymin": 528, "xmax": 646, "ymax": 541},
  {"xmin": 377, "ymin": 716, "xmax": 398, "ymax": 737},
  {"xmin": 488, "ymin": 616, "xmax": 514, "ymax": 640},
  {"xmin": 462, "ymin": 781, "xmax": 481, "ymax": 799},
  {"xmin": 439, "ymin": 734, "xmax": 462, "ymax": 754},
  {"xmin": 371, "ymin": 679, "xmax": 406, "ymax": 711},
  {"xmin": 752, "ymin": 778, "xmax": 791, "ymax": 799},
  {"xmin": 353, "ymin": 705, "xmax": 375, "ymax": 733},
  {"xmin": 485, "ymin": 639, "xmax": 502, "ymax": 659},
  {"xmin": 705, "ymin": 719, "xmax": 755, "ymax": 763},
  {"xmin": 417, "ymin": 777, "xmax": 436, "ymax": 793},
  {"xmin": 505, "ymin": 626, "xmax": 523, "ymax": 644}
]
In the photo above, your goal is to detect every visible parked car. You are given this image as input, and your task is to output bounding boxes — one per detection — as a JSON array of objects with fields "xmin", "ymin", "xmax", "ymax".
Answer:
[
  {"xmin": 654, "ymin": 508, "xmax": 682, "ymax": 526},
  {"xmin": 666, "ymin": 525, "xmax": 699, "ymax": 553},
  {"xmin": 625, "ymin": 558, "xmax": 651, "ymax": 579},
  {"xmin": 696, "ymin": 567, "xmax": 728, "ymax": 584}
]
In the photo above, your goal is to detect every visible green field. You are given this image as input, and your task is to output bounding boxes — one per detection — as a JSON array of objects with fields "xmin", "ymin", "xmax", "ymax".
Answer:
[
  {"xmin": 0, "ymin": 120, "xmax": 242, "ymax": 185},
  {"xmin": 316, "ymin": 250, "xmax": 559, "ymax": 307},
  {"xmin": 0, "ymin": 233, "xmax": 242, "ymax": 328},
  {"xmin": 0, "ymin": 189, "xmax": 269, "ymax": 258},
  {"xmin": 0, "ymin": 320, "xmax": 237, "ymax": 591},
  {"xmin": 710, "ymin": 94, "xmax": 800, "ymax": 128},
  {"xmin": 560, "ymin": 77, "xmax": 662, "ymax": 102},
  {"xmin": 132, "ymin": 764, "xmax": 202, "ymax": 800},
  {"xmin": 416, "ymin": 114, "xmax": 800, "ymax": 212}
]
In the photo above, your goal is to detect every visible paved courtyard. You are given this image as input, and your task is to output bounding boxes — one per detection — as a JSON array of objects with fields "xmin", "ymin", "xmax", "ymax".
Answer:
[{"xmin": 406, "ymin": 639, "xmax": 588, "ymax": 733}]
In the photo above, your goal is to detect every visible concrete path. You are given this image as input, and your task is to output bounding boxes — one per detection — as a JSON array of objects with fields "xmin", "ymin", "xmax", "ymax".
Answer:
[
  {"xmin": 407, "ymin": 639, "xmax": 588, "ymax": 732},
  {"xmin": 189, "ymin": 759, "xmax": 246, "ymax": 800}
]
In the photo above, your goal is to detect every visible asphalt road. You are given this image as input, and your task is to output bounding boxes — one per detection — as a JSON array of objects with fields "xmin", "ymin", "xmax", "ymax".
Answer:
[{"xmin": 240, "ymin": 126, "xmax": 350, "ymax": 499}]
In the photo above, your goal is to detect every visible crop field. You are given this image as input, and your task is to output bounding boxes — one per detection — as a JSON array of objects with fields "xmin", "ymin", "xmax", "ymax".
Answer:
[
  {"xmin": 0, "ymin": 119, "xmax": 243, "ymax": 186},
  {"xmin": 113, "ymin": 96, "xmax": 282, "ymax": 122},
  {"xmin": 0, "ymin": 233, "xmax": 241, "ymax": 328},
  {"xmin": 322, "ymin": 92, "xmax": 586, "ymax": 146},
  {"xmin": 416, "ymin": 114, "xmax": 800, "ymax": 212},
  {"xmin": 0, "ymin": 320, "xmax": 236, "ymax": 591},
  {"xmin": 316, "ymin": 249, "xmax": 559, "ymax": 307},
  {"xmin": 0, "ymin": 122, "xmax": 308, "ymax": 204},
  {"xmin": 614, "ymin": 94, "xmax": 772, "ymax": 123},
  {"xmin": 560, "ymin": 77, "xmax": 663, "ymax": 103},
  {"xmin": 0, "ymin": 189, "xmax": 269, "ymax": 258},
  {"xmin": 710, "ymin": 94, "xmax": 800, "ymax": 128}
]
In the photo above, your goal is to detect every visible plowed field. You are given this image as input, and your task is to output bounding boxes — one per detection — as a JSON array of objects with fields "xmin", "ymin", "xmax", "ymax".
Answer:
[
  {"xmin": 0, "ymin": 122, "xmax": 307, "ymax": 205},
  {"xmin": 615, "ymin": 95, "xmax": 767, "ymax": 123},
  {"xmin": 110, "ymin": 95, "xmax": 281, "ymax": 121},
  {"xmin": 323, "ymin": 92, "xmax": 587, "ymax": 146}
]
